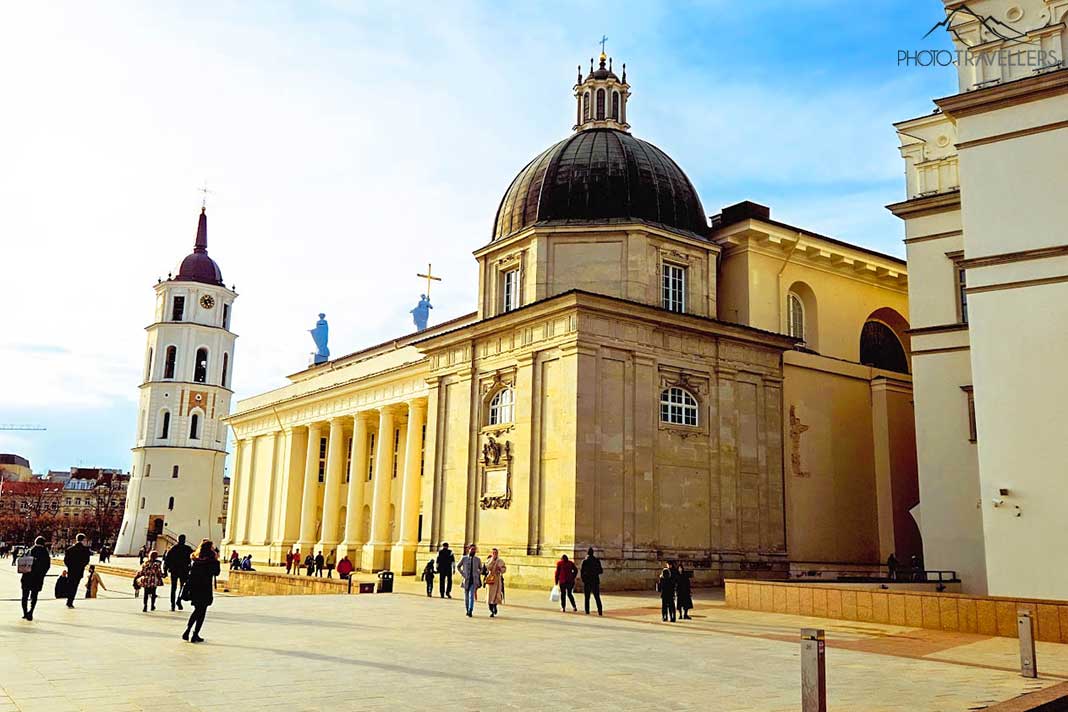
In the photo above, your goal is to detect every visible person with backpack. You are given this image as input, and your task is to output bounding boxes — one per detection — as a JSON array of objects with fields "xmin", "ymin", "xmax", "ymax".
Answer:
[
  {"xmin": 580, "ymin": 547, "xmax": 604, "ymax": 616},
  {"xmin": 63, "ymin": 533, "xmax": 91, "ymax": 609},
  {"xmin": 19, "ymin": 536, "xmax": 50, "ymax": 621},
  {"xmin": 164, "ymin": 533, "xmax": 193, "ymax": 612},
  {"xmin": 135, "ymin": 551, "xmax": 165, "ymax": 612}
]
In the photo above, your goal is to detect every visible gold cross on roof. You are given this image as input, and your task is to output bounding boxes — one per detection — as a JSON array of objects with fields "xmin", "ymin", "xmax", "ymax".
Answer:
[{"xmin": 417, "ymin": 263, "xmax": 442, "ymax": 297}]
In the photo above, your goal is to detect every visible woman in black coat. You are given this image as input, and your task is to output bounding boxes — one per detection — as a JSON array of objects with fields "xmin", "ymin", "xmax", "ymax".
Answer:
[
  {"xmin": 656, "ymin": 563, "xmax": 677, "ymax": 623},
  {"xmin": 21, "ymin": 536, "xmax": 51, "ymax": 621},
  {"xmin": 182, "ymin": 540, "xmax": 221, "ymax": 643},
  {"xmin": 675, "ymin": 564, "xmax": 694, "ymax": 620}
]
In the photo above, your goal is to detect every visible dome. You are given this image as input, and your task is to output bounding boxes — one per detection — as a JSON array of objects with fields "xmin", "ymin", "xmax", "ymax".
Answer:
[
  {"xmin": 174, "ymin": 208, "xmax": 224, "ymax": 286},
  {"xmin": 492, "ymin": 128, "xmax": 709, "ymax": 241}
]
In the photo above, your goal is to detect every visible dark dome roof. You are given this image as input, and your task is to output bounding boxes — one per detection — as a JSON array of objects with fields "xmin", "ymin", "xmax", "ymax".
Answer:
[
  {"xmin": 492, "ymin": 128, "xmax": 709, "ymax": 241},
  {"xmin": 174, "ymin": 209, "xmax": 224, "ymax": 286}
]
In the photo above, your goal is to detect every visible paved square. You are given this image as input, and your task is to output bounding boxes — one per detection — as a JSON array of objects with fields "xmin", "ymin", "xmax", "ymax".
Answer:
[{"xmin": 1, "ymin": 564, "xmax": 1065, "ymax": 711}]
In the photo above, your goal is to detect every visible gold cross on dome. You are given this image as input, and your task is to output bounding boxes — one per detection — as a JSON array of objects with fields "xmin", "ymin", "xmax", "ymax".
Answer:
[{"xmin": 417, "ymin": 263, "xmax": 442, "ymax": 297}]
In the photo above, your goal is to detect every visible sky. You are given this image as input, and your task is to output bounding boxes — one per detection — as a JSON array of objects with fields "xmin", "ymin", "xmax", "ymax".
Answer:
[{"xmin": 0, "ymin": 1, "xmax": 957, "ymax": 473}]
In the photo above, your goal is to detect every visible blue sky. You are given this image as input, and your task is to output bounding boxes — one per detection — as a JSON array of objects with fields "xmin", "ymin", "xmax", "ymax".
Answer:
[{"xmin": 0, "ymin": 1, "xmax": 957, "ymax": 473}]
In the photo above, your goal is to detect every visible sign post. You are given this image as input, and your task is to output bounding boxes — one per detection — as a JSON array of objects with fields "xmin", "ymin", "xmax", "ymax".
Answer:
[
  {"xmin": 1018, "ymin": 610, "xmax": 1038, "ymax": 678},
  {"xmin": 801, "ymin": 628, "xmax": 827, "ymax": 712}
]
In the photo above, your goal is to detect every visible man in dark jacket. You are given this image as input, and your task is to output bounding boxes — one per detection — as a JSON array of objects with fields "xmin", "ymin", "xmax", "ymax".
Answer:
[
  {"xmin": 580, "ymin": 547, "xmax": 604, "ymax": 616},
  {"xmin": 21, "ymin": 536, "xmax": 51, "ymax": 621},
  {"xmin": 314, "ymin": 551, "xmax": 325, "ymax": 577},
  {"xmin": 436, "ymin": 543, "xmax": 455, "ymax": 598},
  {"xmin": 63, "ymin": 533, "xmax": 91, "ymax": 608},
  {"xmin": 164, "ymin": 534, "xmax": 194, "ymax": 611}
]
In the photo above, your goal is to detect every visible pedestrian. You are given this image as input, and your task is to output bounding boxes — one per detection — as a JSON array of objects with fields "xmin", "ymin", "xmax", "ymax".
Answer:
[
  {"xmin": 98, "ymin": 545, "xmax": 108, "ymax": 563},
  {"xmin": 483, "ymin": 548, "xmax": 506, "ymax": 618},
  {"xmin": 886, "ymin": 553, "xmax": 898, "ymax": 582},
  {"xmin": 657, "ymin": 563, "xmax": 677, "ymax": 622},
  {"xmin": 229, "ymin": 550, "xmax": 240, "ymax": 571},
  {"xmin": 291, "ymin": 549, "xmax": 301, "ymax": 575},
  {"xmin": 182, "ymin": 539, "xmax": 221, "ymax": 643},
  {"xmin": 555, "ymin": 554, "xmax": 578, "ymax": 612},
  {"xmin": 457, "ymin": 544, "xmax": 482, "ymax": 617},
  {"xmin": 580, "ymin": 547, "xmax": 604, "ymax": 616},
  {"xmin": 241, "ymin": 554, "xmax": 254, "ymax": 571},
  {"xmin": 675, "ymin": 563, "xmax": 693, "ymax": 620},
  {"xmin": 63, "ymin": 533, "xmax": 91, "ymax": 609},
  {"xmin": 84, "ymin": 565, "xmax": 107, "ymax": 599},
  {"xmin": 436, "ymin": 542, "xmax": 455, "ymax": 598},
  {"xmin": 305, "ymin": 553, "xmax": 315, "ymax": 576},
  {"xmin": 326, "ymin": 549, "xmax": 337, "ymax": 578},
  {"xmin": 19, "ymin": 536, "xmax": 50, "ymax": 621},
  {"xmin": 138, "ymin": 545, "xmax": 146, "ymax": 565},
  {"xmin": 284, "ymin": 550, "xmax": 293, "ymax": 575},
  {"xmin": 314, "ymin": 551, "xmax": 325, "ymax": 577},
  {"xmin": 135, "ymin": 551, "xmax": 165, "ymax": 612},
  {"xmin": 421, "ymin": 560, "xmax": 436, "ymax": 597},
  {"xmin": 164, "ymin": 533, "xmax": 193, "ymax": 612},
  {"xmin": 337, "ymin": 555, "xmax": 354, "ymax": 580}
]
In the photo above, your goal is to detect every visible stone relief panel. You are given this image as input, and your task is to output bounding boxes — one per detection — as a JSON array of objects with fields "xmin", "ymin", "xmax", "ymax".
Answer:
[{"xmin": 479, "ymin": 435, "xmax": 513, "ymax": 510}]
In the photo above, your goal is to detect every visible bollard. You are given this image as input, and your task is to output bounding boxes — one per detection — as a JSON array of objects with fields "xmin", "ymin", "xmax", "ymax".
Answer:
[
  {"xmin": 1018, "ymin": 610, "xmax": 1038, "ymax": 678},
  {"xmin": 801, "ymin": 628, "xmax": 827, "ymax": 712}
]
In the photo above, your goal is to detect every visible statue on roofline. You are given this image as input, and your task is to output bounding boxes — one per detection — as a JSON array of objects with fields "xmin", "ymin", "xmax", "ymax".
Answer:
[
  {"xmin": 411, "ymin": 294, "xmax": 432, "ymax": 332},
  {"xmin": 309, "ymin": 313, "xmax": 329, "ymax": 365}
]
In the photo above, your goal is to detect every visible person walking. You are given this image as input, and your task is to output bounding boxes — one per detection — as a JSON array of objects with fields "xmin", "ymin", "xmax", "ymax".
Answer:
[
  {"xmin": 63, "ymin": 533, "xmax": 91, "ymax": 609},
  {"xmin": 304, "ymin": 553, "xmax": 315, "ymax": 576},
  {"xmin": 84, "ymin": 565, "xmax": 107, "ymax": 599},
  {"xmin": 182, "ymin": 539, "xmax": 221, "ymax": 643},
  {"xmin": 457, "ymin": 544, "xmax": 482, "ymax": 617},
  {"xmin": 580, "ymin": 547, "xmax": 604, "ymax": 616},
  {"xmin": 135, "ymin": 551, "xmax": 165, "ymax": 612},
  {"xmin": 138, "ymin": 545, "xmax": 146, "ymax": 565},
  {"xmin": 326, "ymin": 549, "xmax": 337, "ymax": 578},
  {"xmin": 291, "ymin": 549, "xmax": 301, "ymax": 575},
  {"xmin": 421, "ymin": 560, "xmax": 436, "ymax": 597},
  {"xmin": 483, "ymin": 548, "xmax": 506, "ymax": 618},
  {"xmin": 164, "ymin": 533, "xmax": 193, "ymax": 612},
  {"xmin": 675, "ymin": 563, "xmax": 693, "ymax": 620},
  {"xmin": 314, "ymin": 551, "xmax": 325, "ymax": 577},
  {"xmin": 555, "ymin": 554, "xmax": 579, "ymax": 613},
  {"xmin": 284, "ymin": 550, "xmax": 293, "ymax": 575},
  {"xmin": 436, "ymin": 543, "xmax": 455, "ymax": 599},
  {"xmin": 657, "ymin": 563, "xmax": 677, "ymax": 622},
  {"xmin": 19, "ymin": 536, "xmax": 50, "ymax": 621}
]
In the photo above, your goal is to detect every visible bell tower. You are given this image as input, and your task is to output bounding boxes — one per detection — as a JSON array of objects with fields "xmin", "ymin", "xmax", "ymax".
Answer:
[
  {"xmin": 115, "ymin": 208, "xmax": 238, "ymax": 555},
  {"xmin": 573, "ymin": 50, "xmax": 630, "ymax": 132}
]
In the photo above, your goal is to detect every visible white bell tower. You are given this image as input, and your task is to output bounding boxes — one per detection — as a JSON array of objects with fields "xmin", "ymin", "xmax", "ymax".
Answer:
[{"xmin": 115, "ymin": 208, "xmax": 238, "ymax": 555}]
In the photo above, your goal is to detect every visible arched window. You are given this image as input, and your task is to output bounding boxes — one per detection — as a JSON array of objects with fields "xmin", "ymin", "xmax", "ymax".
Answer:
[
  {"xmin": 189, "ymin": 413, "xmax": 200, "ymax": 440},
  {"xmin": 488, "ymin": 388, "xmax": 515, "ymax": 425},
  {"xmin": 860, "ymin": 321, "xmax": 910, "ymax": 374},
  {"xmin": 144, "ymin": 348, "xmax": 153, "ymax": 381},
  {"xmin": 163, "ymin": 345, "xmax": 177, "ymax": 379},
  {"xmin": 596, "ymin": 88, "xmax": 605, "ymax": 119},
  {"xmin": 583, "ymin": 92, "xmax": 590, "ymax": 121},
  {"xmin": 168, "ymin": 496, "xmax": 174, "ymax": 511},
  {"xmin": 660, "ymin": 387, "xmax": 699, "ymax": 427},
  {"xmin": 160, "ymin": 410, "xmax": 171, "ymax": 439},
  {"xmin": 221, "ymin": 353, "xmax": 229, "ymax": 387},
  {"xmin": 611, "ymin": 91, "xmax": 620, "ymax": 119},
  {"xmin": 193, "ymin": 348, "xmax": 208, "ymax": 383},
  {"xmin": 787, "ymin": 293, "xmax": 805, "ymax": 342}
]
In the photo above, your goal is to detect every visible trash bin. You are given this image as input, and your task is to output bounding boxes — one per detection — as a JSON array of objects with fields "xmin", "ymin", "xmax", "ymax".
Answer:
[{"xmin": 377, "ymin": 570, "xmax": 394, "ymax": 593}]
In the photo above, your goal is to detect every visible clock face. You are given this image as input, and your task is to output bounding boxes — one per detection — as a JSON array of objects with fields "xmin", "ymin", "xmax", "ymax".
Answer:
[{"xmin": 199, "ymin": 294, "xmax": 216, "ymax": 309}]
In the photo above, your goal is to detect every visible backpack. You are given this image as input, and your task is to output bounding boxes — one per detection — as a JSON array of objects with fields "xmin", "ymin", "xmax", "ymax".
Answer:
[{"xmin": 16, "ymin": 555, "xmax": 34, "ymax": 574}]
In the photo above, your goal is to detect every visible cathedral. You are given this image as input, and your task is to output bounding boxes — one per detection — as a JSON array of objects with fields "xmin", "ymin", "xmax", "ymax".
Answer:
[{"xmin": 224, "ymin": 53, "xmax": 918, "ymax": 588}]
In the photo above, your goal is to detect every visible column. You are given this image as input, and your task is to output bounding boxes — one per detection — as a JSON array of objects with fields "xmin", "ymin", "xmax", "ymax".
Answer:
[
  {"xmin": 222, "ymin": 438, "xmax": 244, "ymax": 546},
  {"xmin": 296, "ymin": 423, "xmax": 321, "ymax": 553},
  {"xmin": 317, "ymin": 417, "xmax": 347, "ymax": 551},
  {"xmin": 391, "ymin": 399, "xmax": 426, "ymax": 574},
  {"xmin": 338, "ymin": 412, "xmax": 371, "ymax": 560},
  {"xmin": 269, "ymin": 428, "xmax": 293, "ymax": 547},
  {"xmin": 238, "ymin": 435, "xmax": 258, "ymax": 544},
  {"xmin": 259, "ymin": 431, "xmax": 279, "ymax": 547},
  {"xmin": 362, "ymin": 405, "xmax": 398, "ymax": 571}
]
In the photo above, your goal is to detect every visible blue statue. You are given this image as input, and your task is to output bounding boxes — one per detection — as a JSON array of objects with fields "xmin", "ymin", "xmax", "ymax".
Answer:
[
  {"xmin": 309, "ymin": 313, "xmax": 329, "ymax": 364},
  {"xmin": 411, "ymin": 294, "xmax": 432, "ymax": 331}
]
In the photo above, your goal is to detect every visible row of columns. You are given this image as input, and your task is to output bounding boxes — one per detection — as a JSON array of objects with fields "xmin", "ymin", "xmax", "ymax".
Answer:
[{"xmin": 226, "ymin": 397, "xmax": 427, "ymax": 573}]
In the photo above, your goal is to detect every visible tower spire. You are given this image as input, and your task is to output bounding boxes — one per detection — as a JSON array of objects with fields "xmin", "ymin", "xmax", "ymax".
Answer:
[{"xmin": 194, "ymin": 207, "xmax": 208, "ymax": 254}]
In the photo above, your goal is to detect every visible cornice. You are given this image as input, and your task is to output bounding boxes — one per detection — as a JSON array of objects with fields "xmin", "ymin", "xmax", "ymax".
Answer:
[
  {"xmin": 886, "ymin": 189, "xmax": 961, "ymax": 219},
  {"xmin": 935, "ymin": 67, "xmax": 1068, "ymax": 118}
]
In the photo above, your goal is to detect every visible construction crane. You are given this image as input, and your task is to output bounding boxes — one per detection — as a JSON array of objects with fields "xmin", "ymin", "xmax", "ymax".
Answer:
[{"xmin": 0, "ymin": 425, "xmax": 47, "ymax": 431}]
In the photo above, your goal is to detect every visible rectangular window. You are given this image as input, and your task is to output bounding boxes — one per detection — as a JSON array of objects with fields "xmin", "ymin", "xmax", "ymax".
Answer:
[
  {"xmin": 367, "ymin": 432, "xmax": 375, "ymax": 480},
  {"xmin": 172, "ymin": 465, "xmax": 179, "ymax": 479},
  {"xmin": 957, "ymin": 265, "xmax": 969, "ymax": 324},
  {"xmin": 146, "ymin": 464, "xmax": 151, "ymax": 478},
  {"xmin": 420, "ymin": 423, "xmax": 426, "ymax": 477},
  {"xmin": 662, "ymin": 263, "xmax": 686, "ymax": 313},
  {"xmin": 502, "ymin": 268, "xmax": 520, "ymax": 313},
  {"xmin": 223, "ymin": 303, "xmax": 231, "ymax": 329},
  {"xmin": 345, "ymin": 437, "xmax": 353, "ymax": 483},
  {"xmin": 172, "ymin": 296, "xmax": 185, "ymax": 321},
  {"xmin": 961, "ymin": 385, "xmax": 977, "ymax": 442},
  {"xmin": 318, "ymin": 436, "xmax": 327, "ymax": 482},
  {"xmin": 392, "ymin": 428, "xmax": 400, "ymax": 478}
]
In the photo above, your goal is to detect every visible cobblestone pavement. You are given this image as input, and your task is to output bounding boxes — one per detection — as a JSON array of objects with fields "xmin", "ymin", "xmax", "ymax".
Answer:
[{"xmin": 1, "ymin": 564, "xmax": 1064, "ymax": 711}]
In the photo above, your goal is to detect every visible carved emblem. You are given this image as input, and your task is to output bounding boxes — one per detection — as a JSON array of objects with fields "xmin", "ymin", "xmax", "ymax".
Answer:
[
  {"xmin": 479, "ymin": 436, "xmax": 513, "ymax": 509},
  {"xmin": 789, "ymin": 405, "xmax": 810, "ymax": 478}
]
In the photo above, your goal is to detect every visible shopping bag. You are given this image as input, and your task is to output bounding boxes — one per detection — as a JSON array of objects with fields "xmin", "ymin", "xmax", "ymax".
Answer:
[
  {"xmin": 16, "ymin": 555, "xmax": 34, "ymax": 574},
  {"xmin": 550, "ymin": 584, "xmax": 561, "ymax": 602}
]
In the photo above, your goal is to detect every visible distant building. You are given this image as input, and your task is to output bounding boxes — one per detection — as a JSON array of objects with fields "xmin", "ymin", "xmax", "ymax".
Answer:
[
  {"xmin": 0, "ymin": 454, "xmax": 33, "ymax": 483},
  {"xmin": 0, "ymin": 480, "xmax": 64, "ymax": 515},
  {"xmin": 57, "ymin": 468, "xmax": 129, "ymax": 519}
]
